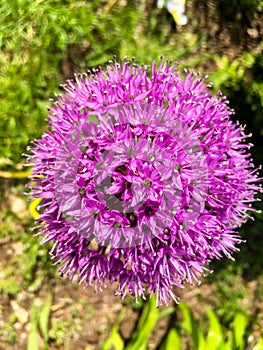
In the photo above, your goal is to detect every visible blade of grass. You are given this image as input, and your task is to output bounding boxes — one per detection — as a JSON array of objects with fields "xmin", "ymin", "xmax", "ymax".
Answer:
[
  {"xmin": 102, "ymin": 308, "xmax": 125, "ymax": 350},
  {"xmin": 159, "ymin": 328, "xmax": 181, "ymax": 350},
  {"xmin": 204, "ymin": 307, "xmax": 224, "ymax": 350},
  {"xmin": 0, "ymin": 170, "xmax": 31, "ymax": 178},
  {"xmin": 125, "ymin": 295, "xmax": 159, "ymax": 350},
  {"xmin": 179, "ymin": 303, "xmax": 204, "ymax": 350},
  {"xmin": 233, "ymin": 313, "xmax": 249, "ymax": 350},
  {"xmin": 253, "ymin": 338, "xmax": 263, "ymax": 350},
  {"xmin": 39, "ymin": 294, "xmax": 52, "ymax": 347},
  {"xmin": 27, "ymin": 303, "xmax": 39, "ymax": 350}
]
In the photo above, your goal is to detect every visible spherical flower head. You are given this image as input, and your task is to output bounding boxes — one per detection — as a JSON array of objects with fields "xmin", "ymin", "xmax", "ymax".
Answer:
[{"xmin": 26, "ymin": 58, "xmax": 262, "ymax": 306}]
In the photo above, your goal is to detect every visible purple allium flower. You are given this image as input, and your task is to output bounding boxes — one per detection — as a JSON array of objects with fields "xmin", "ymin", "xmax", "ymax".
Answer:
[{"xmin": 26, "ymin": 58, "xmax": 261, "ymax": 306}]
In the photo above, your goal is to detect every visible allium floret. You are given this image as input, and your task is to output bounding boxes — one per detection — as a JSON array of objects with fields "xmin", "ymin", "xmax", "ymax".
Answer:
[{"xmin": 26, "ymin": 58, "xmax": 261, "ymax": 306}]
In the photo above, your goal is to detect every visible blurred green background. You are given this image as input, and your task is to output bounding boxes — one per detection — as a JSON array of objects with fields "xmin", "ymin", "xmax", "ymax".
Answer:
[{"xmin": 0, "ymin": 0, "xmax": 263, "ymax": 349}]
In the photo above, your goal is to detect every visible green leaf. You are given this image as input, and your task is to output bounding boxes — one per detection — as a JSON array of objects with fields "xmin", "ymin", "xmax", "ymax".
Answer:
[
  {"xmin": 0, "ymin": 170, "xmax": 31, "ymax": 178},
  {"xmin": 39, "ymin": 294, "xmax": 52, "ymax": 345},
  {"xmin": 221, "ymin": 331, "xmax": 234, "ymax": 350},
  {"xmin": 27, "ymin": 323, "xmax": 39, "ymax": 350},
  {"xmin": 125, "ymin": 295, "xmax": 159, "ymax": 350},
  {"xmin": 233, "ymin": 313, "xmax": 249, "ymax": 349},
  {"xmin": 160, "ymin": 328, "xmax": 181, "ymax": 350},
  {"xmin": 102, "ymin": 308, "xmax": 125, "ymax": 350},
  {"xmin": 179, "ymin": 303, "xmax": 202, "ymax": 350},
  {"xmin": 102, "ymin": 328, "xmax": 124, "ymax": 350},
  {"xmin": 197, "ymin": 327, "xmax": 206, "ymax": 350},
  {"xmin": 253, "ymin": 338, "xmax": 263, "ymax": 350},
  {"xmin": 179, "ymin": 303, "xmax": 192, "ymax": 334},
  {"xmin": 158, "ymin": 306, "xmax": 176, "ymax": 320},
  {"xmin": 27, "ymin": 304, "xmax": 39, "ymax": 350},
  {"xmin": 205, "ymin": 307, "xmax": 224, "ymax": 350}
]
